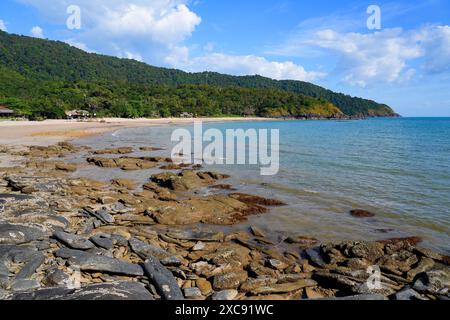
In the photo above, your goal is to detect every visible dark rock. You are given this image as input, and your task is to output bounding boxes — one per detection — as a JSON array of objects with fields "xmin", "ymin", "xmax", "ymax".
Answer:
[
  {"xmin": 110, "ymin": 234, "xmax": 128, "ymax": 246},
  {"xmin": 0, "ymin": 288, "xmax": 9, "ymax": 299},
  {"xmin": 305, "ymin": 247, "xmax": 328, "ymax": 268},
  {"xmin": 0, "ymin": 259, "xmax": 9, "ymax": 277},
  {"xmin": 184, "ymin": 287, "xmax": 203, "ymax": 299},
  {"xmin": 54, "ymin": 247, "xmax": 88, "ymax": 259},
  {"xmin": 43, "ymin": 269, "xmax": 71, "ymax": 287},
  {"xmin": 229, "ymin": 193, "xmax": 286, "ymax": 206},
  {"xmin": 161, "ymin": 256, "xmax": 182, "ymax": 267},
  {"xmin": 10, "ymin": 279, "xmax": 41, "ymax": 292},
  {"xmin": 395, "ymin": 287, "xmax": 428, "ymax": 300},
  {"xmin": 11, "ymin": 281, "xmax": 153, "ymax": 300},
  {"xmin": 14, "ymin": 253, "xmax": 45, "ymax": 280},
  {"xmin": 1, "ymin": 245, "xmax": 38, "ymax": 263},
  {"xmin": 129, "ymin": 238, "xmax": 174, "ymax": 261},
  {"xmin": 84, "ymin": 208, "xmax": 115, "ymax": 224},
  {"xmin": 413, "ymin": 268, "xmax": 450, "ymax": 295},
  {"xmin": 143, "ymin": 256, "xmax": 184, "ymax": 300},
  {"xmin": 212, "ymin": 289, "xmax": 239, "ymax": 300},
  {"xmin": 68, "ymin": 251, "xmax": 144, "ymax": 276},
  {"xmin": 53, "ymin": 231, "xmax": 95, "ymax": 250},
  {"xmin": 349, "ymin": 209, "xmax": 376, "ymax": 218},
  {"xmin": 90, "ymin": 234, "xmax": 114, "ymax": 250},
  {"xmin": 165, "ymin": 230, "xmax": 224, "ymax": 242},
  {"xmin": 0, "ymin": 224, "xmax": 47, "ymax": 245}
]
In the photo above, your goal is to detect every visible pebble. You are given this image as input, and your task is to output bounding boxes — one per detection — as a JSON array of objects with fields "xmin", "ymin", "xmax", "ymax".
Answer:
[
  {"xmin": 184, "ymin": 287, "xmax": 203, "ymax": 299},
  {"xmin": 212, "ymin": 289, "xmax": 238, "ymax": 300},
  {"xmin": 192, "ymin": 241, "xmax": 206, "ymax": 251}
]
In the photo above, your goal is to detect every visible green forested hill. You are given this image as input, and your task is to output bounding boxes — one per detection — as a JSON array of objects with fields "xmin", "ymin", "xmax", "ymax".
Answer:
[{"xmin": 0, "ymin": 30, "xmax": 397, "ymax": 119}]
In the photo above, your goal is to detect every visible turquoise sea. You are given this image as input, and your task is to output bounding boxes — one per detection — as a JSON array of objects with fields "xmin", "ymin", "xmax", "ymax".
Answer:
[{"xmin": 76, "ymin": 118, "xmax": 450, "ymax": 253}]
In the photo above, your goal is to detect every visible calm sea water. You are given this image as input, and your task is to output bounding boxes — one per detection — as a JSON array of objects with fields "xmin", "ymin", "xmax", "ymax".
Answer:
[{"xmin": 76, "ymin": 118, "xmax": 450, "ymax": 253}]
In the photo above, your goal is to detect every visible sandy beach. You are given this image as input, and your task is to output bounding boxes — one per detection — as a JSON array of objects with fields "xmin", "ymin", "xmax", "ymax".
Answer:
[{"xmin": 0, "ymin": 117, "xmax": 273, "ymax": 146}]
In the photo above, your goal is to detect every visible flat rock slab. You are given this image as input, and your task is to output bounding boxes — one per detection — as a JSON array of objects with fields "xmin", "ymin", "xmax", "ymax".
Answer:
[
  {"xmin": 129, "ymin": 238, "xmax": 175, "ymax": 261},
  {"xmin": 55, "ymin": 248, "xmax": 144, "ymax": 276},
  {"xmin": 143, "ymin": 256, "xmax": 184, "ymax": 300},
  {"xmin": 165, "ymin": 230, "xmax": 224, "ymax": 242},
  {"xmin": 0, "ymin": 224, "xmax": 47, "ymax": 245},
  {"xmin": 53, "ymin": 231, "xmax": 95, "ymax": 250},
  {"xmin": 10, "ymin": 281, "xmax": 154, "ymax": 300},
  {"xmin": 14, "ymin": 253, "xmax": 45, "ymax": 280},
  {"xmin": 250, "ymin": 279, "xmax": 317, "ymax": 295}
]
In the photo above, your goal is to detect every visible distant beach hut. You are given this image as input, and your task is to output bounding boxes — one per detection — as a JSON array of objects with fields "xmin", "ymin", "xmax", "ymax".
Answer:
[
  {"xmin": 65, "ymin": 110, "xmax": 92, "ymax": 120},
  {"xmin": 180, "ymin": 112, "xmax": 194, "ymax": 118},
  {"xmin": 0, "ymin": 105, "xmax": 15, "ymax": 117}
]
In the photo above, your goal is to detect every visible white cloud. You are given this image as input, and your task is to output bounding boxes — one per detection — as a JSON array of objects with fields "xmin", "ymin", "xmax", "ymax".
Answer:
[
  {"xmin": 0, "ymin": 19, "xmax": 7, "ymax": 32},
  {"xmin": 98, "ymin": 3, "xmax": 201, "ymax": 44},
  {"xmin": 416, "ymin": 25, "xmax": 450, "ymax": 74},
  {"xmin": 166, "ymin": 49, "xmax": 325, "ymax": 82},
  {"xmin": 123, "ymin": 51, "xmax": 143, "ymax": 62},
  {"xmin": 64, "ymin": 39, "xmax": 94, "ymax": 53},
  {"xmin": 19, "ymin": 0, "xmax": 202, "ymax": 69},
  {"xmin": 306, "ymin": 28, "xmax": 423, "ymax": 87},
  {"xmin": 20, "ymin": 1, "xmax": 201, "ymax": 44},
  {"xmin": 30, "ymin": 26, "xmax": 44, "ymax": 38}
]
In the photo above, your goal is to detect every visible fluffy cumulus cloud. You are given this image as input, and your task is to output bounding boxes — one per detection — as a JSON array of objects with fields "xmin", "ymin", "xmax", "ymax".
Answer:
[
  {"xmin": 30, "ymin": 26, "xmax": 44, "ymax": 38},
  {"xmin": 166, "ymin": 50, "xmax": 325, "ymax": 81},
  {"xmin": 98, "ymin": 3, "xmax": 201, "ymax": 44},
  {"xmin": 19, "ymin": 0, "xmax": 201, "ymax": 46},
  {"xmin": 307, "ymin": 28, "xmax": 423, "ymax": 87},
  {"xmin": 277, "ymin": 24, "xmax": 450, "ymax": 87},
  {"xmin": 0, "ymin": 19, "xmax": 7, "ymax": 31},
  {"xmin": 415, "ymin": 25, "xmax": 450, "ymax": 74}
]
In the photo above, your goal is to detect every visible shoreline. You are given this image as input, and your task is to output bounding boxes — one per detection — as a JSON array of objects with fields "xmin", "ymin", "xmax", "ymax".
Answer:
[
  {"xmin": 0, "ymin": 117, "xmax": 276, "ymax": 146},
  {"xmin": 0, "ymin": 141, "xmax": 448, "ymax": 300},
  {"xmin": 1, "ymin": 119, "xmax": 449, "ymax": 301}
]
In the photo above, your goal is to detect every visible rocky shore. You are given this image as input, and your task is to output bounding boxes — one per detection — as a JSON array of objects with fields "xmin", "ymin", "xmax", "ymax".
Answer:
[{"xmin": 0, "ymin": 142, "xmax": 448, "ymax": 300}]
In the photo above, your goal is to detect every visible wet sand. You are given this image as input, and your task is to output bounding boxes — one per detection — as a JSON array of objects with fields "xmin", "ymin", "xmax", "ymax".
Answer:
[{"xmin": 0, "ymin": 117, "xmax": 273, "ymax": 146}]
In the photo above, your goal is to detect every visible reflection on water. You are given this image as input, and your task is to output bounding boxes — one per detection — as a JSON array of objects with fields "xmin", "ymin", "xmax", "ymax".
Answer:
[{"xmin": 74, "ymin": 118, "xmax": 450, "ymax": 253}]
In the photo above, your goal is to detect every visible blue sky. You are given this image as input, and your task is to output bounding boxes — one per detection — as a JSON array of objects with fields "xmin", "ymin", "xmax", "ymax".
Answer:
[{"xmin": 1, "ymin": 0, "xmax": 449, "ymax": 116}]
